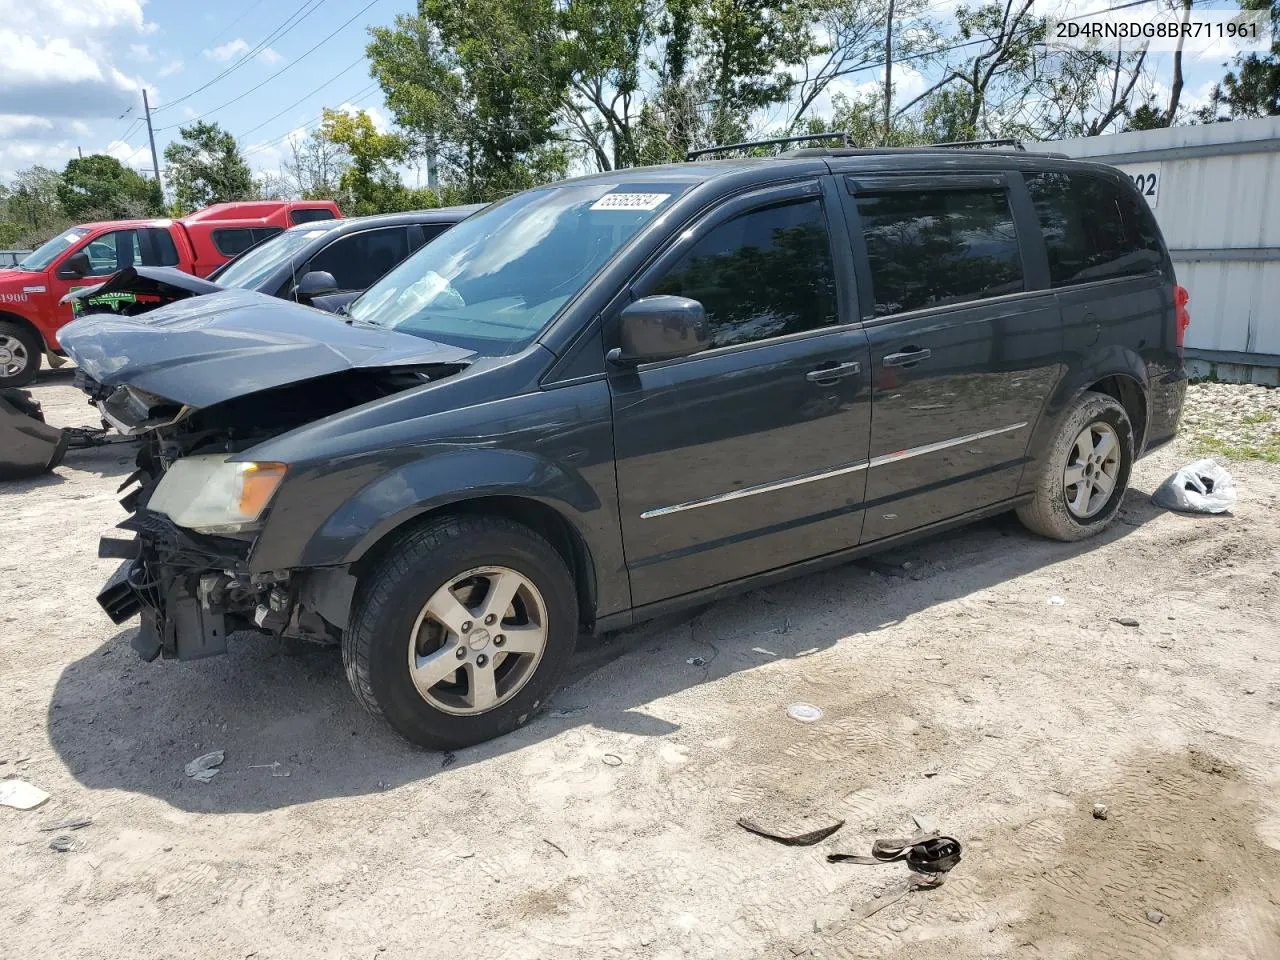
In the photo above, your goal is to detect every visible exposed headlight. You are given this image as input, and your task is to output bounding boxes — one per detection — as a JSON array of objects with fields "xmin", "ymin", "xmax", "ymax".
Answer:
[{"xmin": 147, "ymin": 454, "xmax": 287, "ymax": 534}]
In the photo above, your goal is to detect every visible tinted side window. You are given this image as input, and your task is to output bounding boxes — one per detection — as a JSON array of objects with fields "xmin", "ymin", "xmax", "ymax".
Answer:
[
  {"xmin": 1025, "ymin": 172, "xmax": 1163, "ymax": 287},
  {"xmin": 856, "ymin": 189, "xmax": 1023, "ymax": 316},
  {"xmin": 308, "ymin": 227, "xmax": 410, "ymax": 291},
  {"xmin": 146, "ymin": 228, "xmax": 180, "ymax": 266},
  {"xmin": 291, "ymin": 208, "xmax": 336, "ymax": 224},
  {"xmin": 251, "ymin": 227, "xmax": 283, "ymax": 245},
  {"xmin": 213, "ymin": 228, "xmax": 256, "ymax": 257},
  {"xmin": 652, "ymin": 199, "xmax": 837, "ymax": 349}
]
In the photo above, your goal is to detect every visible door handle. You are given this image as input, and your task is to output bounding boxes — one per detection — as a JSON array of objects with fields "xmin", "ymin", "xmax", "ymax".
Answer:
[
  {"xmin": 806, "ymin": 360, "xmax": 862, "ymax": 383},
  {"xmin": 883, "ymin": 347, "xmax": 932, "ymax": 368}
]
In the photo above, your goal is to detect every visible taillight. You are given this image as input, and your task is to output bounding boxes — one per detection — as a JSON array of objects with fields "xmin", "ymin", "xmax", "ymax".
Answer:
[{"xmin": 1174, "ymin": 284, "xmax": 1190, "ymax": 349}]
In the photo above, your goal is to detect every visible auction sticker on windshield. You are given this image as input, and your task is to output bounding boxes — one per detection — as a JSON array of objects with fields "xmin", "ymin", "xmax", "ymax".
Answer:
[{"xmin": 591, "ymin": 192, "xmax": 671, "ymax": 211}]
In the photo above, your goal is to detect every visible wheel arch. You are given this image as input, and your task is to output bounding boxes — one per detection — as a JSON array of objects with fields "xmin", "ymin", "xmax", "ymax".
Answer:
[
  {"xmin": 0, "ymin": 309, "xmax": 45, "ymax": 346},
  {"xmin": 349, "ymin": 494, "xmax": 600, "ymax": 631},
  {"xmin": 1019, "ymin": 353, "xmax": 1150, "ymax": 496}
]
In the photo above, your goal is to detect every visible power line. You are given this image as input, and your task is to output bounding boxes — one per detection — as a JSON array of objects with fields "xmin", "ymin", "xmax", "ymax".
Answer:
[
  {"xmin": 241, "ymin": 82, "xmax": 380, "ymax": 158},
  {"xmin": 205, "ymin": 0, "xmax": 271, "ymax": 50},
  {"xmin": 152, "ymin": 0, "xmax": 330, "ymax": 114},
  {"xmin": 236, "ymin": 54, "xmax": 369, "ymax": 141},
  {"xmin": 156, "ymin": 0, "xmax": 382, "ymax": 132}
]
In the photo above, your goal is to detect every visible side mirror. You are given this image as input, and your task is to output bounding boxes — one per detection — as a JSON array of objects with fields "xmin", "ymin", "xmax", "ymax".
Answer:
[
  {"xmin": 56, "ymin": 252, "xmax": 91, "ymax": 280},
  {"xmin": 294, "ymin": 270, "xmax": 339, "ymax": 302},
  {"xmin": 608, "ymin": 295, "xmax": 710, "ymax": 365}
]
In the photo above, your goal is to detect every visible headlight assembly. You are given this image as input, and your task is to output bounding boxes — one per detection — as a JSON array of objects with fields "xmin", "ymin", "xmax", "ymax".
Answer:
[{"xmin": 147, "ymin": 455, "xmax": 287, "ymax": 534}]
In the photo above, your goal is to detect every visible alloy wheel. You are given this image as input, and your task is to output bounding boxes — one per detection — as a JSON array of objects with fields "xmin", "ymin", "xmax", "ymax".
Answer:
[
  {"xmin": 406, "ymin": 565, "xmax": 549, "ymax": 716},
  {"xmin": 1063, "ymin": 420, "xmax": 1121, "ymax": 519},
  {"xmin": 0, "ymin": 334, "xmax": 29, "ymax": 379}
]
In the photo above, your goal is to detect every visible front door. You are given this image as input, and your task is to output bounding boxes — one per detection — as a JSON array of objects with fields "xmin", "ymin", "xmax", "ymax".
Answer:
[
  {"xmin": 48, "ymin": 228, "xmax": 143, "ymax": 329},
  {"xmin": 609, "ymin": 182, "xmax": 873, "ymax": 607},
  {"xmin": 843, "ymin": 174, "xmax": 1062, "ymax": 543}
]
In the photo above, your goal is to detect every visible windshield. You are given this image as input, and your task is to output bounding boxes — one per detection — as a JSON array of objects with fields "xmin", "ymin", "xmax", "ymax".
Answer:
[
  {"xmin": 212, "ymin": 225, "xmax": 337, "ymax": 290},
  {"xmin": 347, "ymin": 180, "xmax": 690, "ymax": 355},
  {"xmin": 17, "ymin": 228, "xmax": 91, "ymax": 271}
]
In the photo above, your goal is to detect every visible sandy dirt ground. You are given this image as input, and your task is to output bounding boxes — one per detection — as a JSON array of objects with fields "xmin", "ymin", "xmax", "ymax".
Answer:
[{"xmin": 3, "ymin": 374, "xmax": 1279, "ymax": 960}]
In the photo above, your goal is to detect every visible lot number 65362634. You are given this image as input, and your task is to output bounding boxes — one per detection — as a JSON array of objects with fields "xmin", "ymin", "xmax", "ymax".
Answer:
[{"xmin": 1119, "ymin": 163, "xmax": 1160, "ymax": 207}]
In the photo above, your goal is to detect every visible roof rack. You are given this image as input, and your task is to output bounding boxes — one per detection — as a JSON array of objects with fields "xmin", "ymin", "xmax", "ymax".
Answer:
[
  {"xmin": 686, "ymin": 131, "xmax": 852, "ymax": 161},
  {"xmin": 931, "ymin": 138, "xmax": 1025, "ymax": 151}
]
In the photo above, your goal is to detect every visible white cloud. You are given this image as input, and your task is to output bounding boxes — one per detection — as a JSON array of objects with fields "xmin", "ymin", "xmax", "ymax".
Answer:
[
  {"xmin": 105, "ymin": 138, "xmax": 151, "ymax": 167},
  {"xmin": 205, "ymin": 38, "xmax": 250, "ymax": 62},
  {"xmin": 0, "ymin": 0, "xmax": 159, "ymax": 177},
  {"xmin": 336, "ymin": 102, "xmax": 390, "ymax": 132},
  {"xmin": 257, "ymin": 47, "xmax": 282, "ymax": 65},
  {"xmin": 157, "ymin": 58, "xmax": 184, "ymax": 78}
]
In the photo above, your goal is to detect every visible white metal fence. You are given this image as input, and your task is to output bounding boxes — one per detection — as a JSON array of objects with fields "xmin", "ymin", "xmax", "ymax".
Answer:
[{"xmin": 1025, "ymin": 116, "xmax": 1280, "ymax": 385}]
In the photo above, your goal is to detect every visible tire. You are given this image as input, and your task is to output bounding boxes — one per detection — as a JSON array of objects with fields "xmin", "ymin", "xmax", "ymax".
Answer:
[
  {"xmin": 0, "ymin": 321, "xmax": 42, "ymax": 389},
  {"xmin": 1016, "ymin": 391, "xmax": 1134, "ymax": 542},
  {"xmin": 343, "ymin": 514, "xmax": 578, "ymax": 749}
]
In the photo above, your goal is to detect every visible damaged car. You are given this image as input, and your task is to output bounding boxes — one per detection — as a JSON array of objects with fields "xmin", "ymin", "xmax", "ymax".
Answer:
[
  {"xmin": 64, "ymin": 147, "xmax": 1186, "ymax": 749},
  {"xmin": 62, "ymin": 206, "xmax": 484, "ymax": 320}
]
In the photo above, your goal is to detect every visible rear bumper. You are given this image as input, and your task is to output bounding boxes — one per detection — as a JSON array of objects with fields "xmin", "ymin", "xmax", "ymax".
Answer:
[{"xmin": 1142, "ymin": 367, "xmax": 1188, "ymax": 456}]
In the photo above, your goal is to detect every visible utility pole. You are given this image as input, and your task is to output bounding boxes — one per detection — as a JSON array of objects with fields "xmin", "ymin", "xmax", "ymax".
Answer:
[
  {"xmin": 143, "ymin": 88, "xmax": 163, "ymax": 191},
  {"xmin": 77, "ymin": 146, "xmax": 83, "ymax": 160},
  {"xmin": 883, "ymin": 0, "xmax": 895, "ymax": 146}
]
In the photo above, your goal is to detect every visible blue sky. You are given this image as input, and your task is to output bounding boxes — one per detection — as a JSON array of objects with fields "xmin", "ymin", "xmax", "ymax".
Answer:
[
  {"xmin": 0, "ymin": 0, "xmax": 1246, "ymax": 185},
  {"xmin": 0, "ymin": 0, "xmax": 411, "ymax": 181}
]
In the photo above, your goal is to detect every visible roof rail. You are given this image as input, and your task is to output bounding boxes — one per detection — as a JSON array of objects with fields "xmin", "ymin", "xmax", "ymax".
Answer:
[
  {"xmin": 686, "ymin": 132, "xmax": 852, "ymax": 161},
  {"xmin": 931, "ymin": 138, "xmax": 1025, "ymax": 151}
]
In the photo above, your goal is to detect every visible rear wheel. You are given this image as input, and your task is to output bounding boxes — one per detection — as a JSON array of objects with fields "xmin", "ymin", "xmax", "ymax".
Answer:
[
  {"xmin": 1017, "ymin": 391, "xmax": 1133, "ymax": 541},
  {"xmin": 343, "ymin": 514, "xmax": 578, "ymax": 749},
  {"xmin": 0, "ymin": 321, "xmax": 41, "ymax": 388}
]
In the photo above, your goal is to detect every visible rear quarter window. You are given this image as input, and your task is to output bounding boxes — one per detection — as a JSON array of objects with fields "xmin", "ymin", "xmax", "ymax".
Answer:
[
  {"xmin": 290, "ymin": 208, "xmax": 337, "ymax": 225},
  {"xmin": 1024, "ymin": 171, "xmax": 1164, "ymax": 287},
  {"xmin": 212, "ymin": 228, "xmax": 256, "ymax": 257}
]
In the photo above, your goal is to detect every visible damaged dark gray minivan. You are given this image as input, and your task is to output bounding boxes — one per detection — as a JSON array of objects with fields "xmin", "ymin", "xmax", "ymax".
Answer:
[{"xmin": 64, "ymin": 147, "xmax": 1187, "ymax": 748}]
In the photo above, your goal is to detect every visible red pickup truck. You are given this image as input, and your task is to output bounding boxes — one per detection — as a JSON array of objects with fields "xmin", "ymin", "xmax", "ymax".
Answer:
[{"xmin": 0, "ymin": 200, "xmax": 340, "ymax": 387}]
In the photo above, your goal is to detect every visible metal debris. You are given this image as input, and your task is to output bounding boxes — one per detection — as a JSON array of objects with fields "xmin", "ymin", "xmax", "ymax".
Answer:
[
  {"xmin": 48, "ymin": 835, "xmax": 75, "ymax": 853},
  {"xmin": 737, "ymin": 816, "xmax": 845, "ymax": 847},
  {"xmin": 602, "ymin": 754, "xmax": 623, "ymax": 766},
  {"xmin": 39, "ymin": 817, "xmax": 94, "ymax": 832}
]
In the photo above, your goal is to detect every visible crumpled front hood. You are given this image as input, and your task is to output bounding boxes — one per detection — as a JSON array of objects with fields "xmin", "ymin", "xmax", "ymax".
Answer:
[
  {"xmin": 59, "ymin": 288, "xmax": 475, "ymax": 409},
  {"xmin": 59, "ymin": 265, "xmax": 225, "ymax": 305}
]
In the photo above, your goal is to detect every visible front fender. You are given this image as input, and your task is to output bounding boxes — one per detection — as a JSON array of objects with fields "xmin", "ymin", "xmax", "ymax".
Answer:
[
  {"xmin": 306, "ymin": 447, "xmax": 601, "ymax": 566},
  {"xmin": 246, "ymin": 377, "xmax": 630, "ymax": 618}
]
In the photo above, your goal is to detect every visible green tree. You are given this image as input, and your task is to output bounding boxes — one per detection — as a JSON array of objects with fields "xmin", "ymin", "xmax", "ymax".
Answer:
[
  {"xmin": 58, "ymin": 155, "xmax": 162, "ymax": 220},
  {"xmin": 163, "ymin": 121, "xmax": 256, "ymax": 212},
  {"xmin": 1199, "ymin": 0, "xmax": 1279, "ymax": 120},
  {"xmin": 320, "ymin": 108, "xmax": 413, "ymax": 215}
]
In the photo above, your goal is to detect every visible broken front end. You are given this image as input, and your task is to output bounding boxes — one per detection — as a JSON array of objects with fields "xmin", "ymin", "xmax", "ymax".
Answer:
[{"xmin": 94, "ymin": 398, "xmax": 350, "ymax": 662}]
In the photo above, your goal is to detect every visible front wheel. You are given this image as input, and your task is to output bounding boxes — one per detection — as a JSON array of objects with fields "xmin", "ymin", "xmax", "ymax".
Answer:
[
  {"xmin": 0, "ymin": 321, "xmax": 42, "ymax": 388},
  {"xmin": 1016, "ymin": 391, "xmax": 1134, "ymax": 541},
  {"xmin": 343, "ymin": 514, "xmax": 578, "ymax": 749}
]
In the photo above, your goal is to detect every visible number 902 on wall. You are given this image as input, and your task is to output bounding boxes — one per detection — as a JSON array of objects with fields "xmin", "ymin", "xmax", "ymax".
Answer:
[{"xmin": 1118, "ymin": 163, "xmax": 1159, "ymax": 208}]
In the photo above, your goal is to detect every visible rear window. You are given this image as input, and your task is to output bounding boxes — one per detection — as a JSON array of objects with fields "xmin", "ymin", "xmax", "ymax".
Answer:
[
  {"xmin": 213, "ymin": 227, "xmax": 282, "ymax": 257},
  {"xmin": 146, "ymin": 228, "xmax": 180, "ymax": 267},
  {"xmin": 856, "ymin": 189, "xmax": 1024, "ymax": 316},
  {"xmin": 291, "ymin": 208, "xmax": 336, "ymax": 225},
  {"xmin": 1024, "ymin": 172, "xmax": 1164, "ymax": 287}
]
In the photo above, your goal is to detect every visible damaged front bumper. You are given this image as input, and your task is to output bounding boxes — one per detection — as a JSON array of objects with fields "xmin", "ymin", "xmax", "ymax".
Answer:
[{"xmin": 97, "ymin": 507, "xmax": 355, "ymax": 662}]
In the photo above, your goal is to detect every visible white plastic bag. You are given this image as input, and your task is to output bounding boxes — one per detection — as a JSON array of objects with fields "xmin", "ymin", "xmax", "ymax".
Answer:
[{"xmin": 1151, "ymin": 458, "xmax": 1237, "ymax": 514}]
